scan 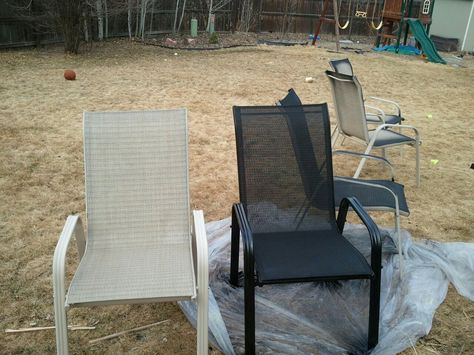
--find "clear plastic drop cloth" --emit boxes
[179,218,474,354]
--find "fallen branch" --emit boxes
[5,325,95,333]
[88,319,169,344]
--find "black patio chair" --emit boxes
[230,103,382,354]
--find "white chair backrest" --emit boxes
[326,71,370,143]
[329,58,354,76]
[83,109,190,249]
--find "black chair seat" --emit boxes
[369,129,416,147]
[253,230,373,284]
[334,178,410,215]
[366,113,402,125]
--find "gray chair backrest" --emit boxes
[325,70,370,143]
[329,58,354,76]
[83,109,190,249]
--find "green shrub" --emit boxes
[209,32,219,45]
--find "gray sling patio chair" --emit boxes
[326,70,421,186]
[329,58,405,145]
[230,103,382,354]
[53,109,209,355]
[278,89,409,270]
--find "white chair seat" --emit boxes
[67,241,195,306]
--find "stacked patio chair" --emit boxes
[329,58,405,146]
[325,70,421,187]
[230,103,382,354]
[278,88,410,271]
[53,109,209,355]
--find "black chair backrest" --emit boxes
[329,58,354,76]
[233,104,337,234]
[278,88,303,106]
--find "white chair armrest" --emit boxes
[53,215,86,306]
[367,96,401,116]
[364,104,386,123]
[192,210,208,292]
[192,210,209,355]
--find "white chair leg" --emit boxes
[193,210,209,355]
[53,274,69,354]
[197,285,209,355]
[415,140,420,187]
[395,212,403,279]
[354,143,375,178]
[331,129,339,148]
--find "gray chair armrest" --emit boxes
[334,150,395,179]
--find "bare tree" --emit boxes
[128,0,133,38]
[238,0,254,32]
[280,0,298,38]
[96,0,104,40]
[7,0,85,53]
[205,0,231,32]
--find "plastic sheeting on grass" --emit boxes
[180,218,474,354]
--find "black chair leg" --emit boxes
[230,206,240,286]
[368,273,381,349]
[244,261,256,355]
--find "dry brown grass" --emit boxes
[0,39,473,354]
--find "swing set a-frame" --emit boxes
[311,0,384,48]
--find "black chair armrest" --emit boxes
[230,203,254,286]
[336,197,382,271]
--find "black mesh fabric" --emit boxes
[234,104,337,234]
[233,104,373,282]
[334,178,410,215]
[278,88,303,106]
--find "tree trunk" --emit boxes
[173,0,180,34]
[149,0,155,35]
[177,0,186,33]
[135,0,140,37]
[96,0,104,40]
[54,0,83,53]
[140,0,148,39]
[128,0,132,39]
[207,0,213,32]
[104,0,108,38]
[83,10,89,42]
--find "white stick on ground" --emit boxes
[5,326,96,333]
[88,319,170,344]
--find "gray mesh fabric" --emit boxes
[368,129,416,147]
[326,71,370,142]
[366,113,401,124]
[329,58,354,76]
[67,109,195,305]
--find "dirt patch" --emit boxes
[144,31,309,50]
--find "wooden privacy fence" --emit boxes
[0,0,422,49]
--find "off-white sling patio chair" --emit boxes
[326,70,421,187]
[53,109,209,354]
[329,58,405,129]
